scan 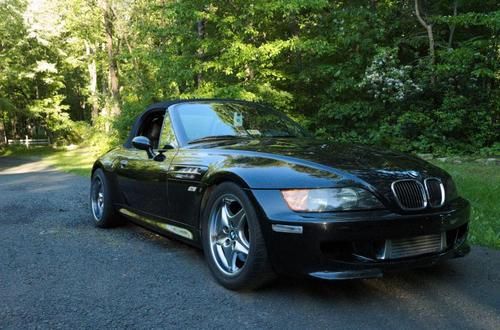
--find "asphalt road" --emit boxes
[0,157,499,329]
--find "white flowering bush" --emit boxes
[362,48,422,103]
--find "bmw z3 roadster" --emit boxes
[90,99,470,290]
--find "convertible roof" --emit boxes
[144,98,257,111]
[124,98,258,148]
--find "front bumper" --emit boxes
[250,190,471,279]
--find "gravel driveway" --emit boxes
[0,157,499,329]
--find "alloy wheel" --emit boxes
[91,177,105,221]
[208,194,250,276]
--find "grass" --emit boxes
[1,145,499,248]
[434,160,500,249]
[0,145,97,176]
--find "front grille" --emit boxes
[391,180,427,210]
[425,178,445,207]
[377,233,446,260]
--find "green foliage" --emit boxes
[0,0,88,143]
[479,142,500,156]
[0,145,96,177]
[0,0,498,156]
[362,48,422,103]
[28,96,71,142]
[71,120,119,154]
[436,160,500,248]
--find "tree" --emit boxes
[414,0,435,83]
[0,0,498,154]
[102,0,121,119]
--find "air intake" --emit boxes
[378,233,446,260]
[391,179,427,210]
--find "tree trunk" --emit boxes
[11,116,17,139]
[195,19,205,88]
[0,114,6,145]
[103,0,121,118]
[124,34,147,93]
[84,40,99,123]
[415,0,435,83]
[448,0,458,48]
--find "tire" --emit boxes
[90,168,123,228]
[202,182,276,290]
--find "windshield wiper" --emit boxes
[267,135,297,138]
[187,135,244,144]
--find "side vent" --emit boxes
[169,165,207,180]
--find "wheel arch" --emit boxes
[197,172,271,254]
[197,171,276,288]
[91,160,123,206]
[91,160,104,176]
[198,171,252,232]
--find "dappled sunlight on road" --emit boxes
[0,158,57,175]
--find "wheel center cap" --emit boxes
[230,231,237,240]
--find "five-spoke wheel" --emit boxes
[209,195,250,276]
[202,182,275,290]
[91,176,105,221]
[90,168,123,228]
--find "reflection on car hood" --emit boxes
[211,138,447,182]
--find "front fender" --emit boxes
[91,147,124,206]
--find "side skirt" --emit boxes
[118,207,201,248]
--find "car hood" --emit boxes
[210,138,448,184]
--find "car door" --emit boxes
[115,109,177,219]
[165,149,209,230]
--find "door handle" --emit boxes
[119,160,128,169]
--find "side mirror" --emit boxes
[162,144,175,150]
[132,136,155,159]
[152,144,175,162]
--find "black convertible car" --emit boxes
[90,99,470,290]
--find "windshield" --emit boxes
[171,102,311,143]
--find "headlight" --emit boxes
[281,188,384,212]
[445,177,459,201]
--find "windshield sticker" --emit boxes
[233,112,243,127]
[247,129,261,136]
